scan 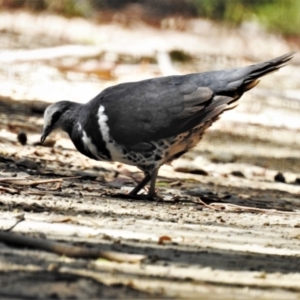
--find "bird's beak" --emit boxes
[40,126,52,144]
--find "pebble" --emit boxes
[274,172,285,183]
[174,166,208,176]
[231,171,245,178]
[17,132,27,145]
[294,178,300,185]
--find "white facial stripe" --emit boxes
[43,106,54,128]
[43,104,60,129]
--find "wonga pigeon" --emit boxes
[41,52,294,197]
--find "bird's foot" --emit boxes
[129,186,162,200]
[131,190,161,200]
[108,190,162,201]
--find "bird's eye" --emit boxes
[51,111,61,125]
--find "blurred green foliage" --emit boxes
[0,0,298,36]
[190,0,299,37]
[255,1,300,37]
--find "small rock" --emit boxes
[17,132,27,145]
[189,169,208,176]
[294,178,300,185]
[36,138,56,147]
[231,171,245,178]
[175,166,208,176]
[274,172,285,183]
[47,263,60,272]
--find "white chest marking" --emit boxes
[77,122,108,160]
[98,105,126,162]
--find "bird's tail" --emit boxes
[201,52,295,123]
[242,51,295,92]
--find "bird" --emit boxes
[41,52,294,198]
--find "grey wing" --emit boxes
[100,52,294,150]
[100,76,234,150]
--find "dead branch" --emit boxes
[199,199,300,215]
[21,190,74,197]
[3,215,25,232]
[0,186,19,194]
[0,231,145,263]
[0,176,81,186]
[197,198,220,211]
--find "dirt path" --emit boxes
[0,12,300,299]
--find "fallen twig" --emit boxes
[197,198,220,211]
[198,199,300,215]
[0,231,146,263]
[0,176,81,186]
[0,177,29,182]
[21,190,73,197]
[0,186,19,194]
[3,214,25,232]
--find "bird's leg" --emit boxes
[129,168,160,197]
[129,173,152,196]
[147,168,159,198]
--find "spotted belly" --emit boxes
[121,120,213,173]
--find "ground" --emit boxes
[0,11,300,299]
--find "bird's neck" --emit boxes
[60,103,81,134]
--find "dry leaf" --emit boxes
[158,235,172,245]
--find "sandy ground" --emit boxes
[0,11,300,299]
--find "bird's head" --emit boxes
[41,101,75,144]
